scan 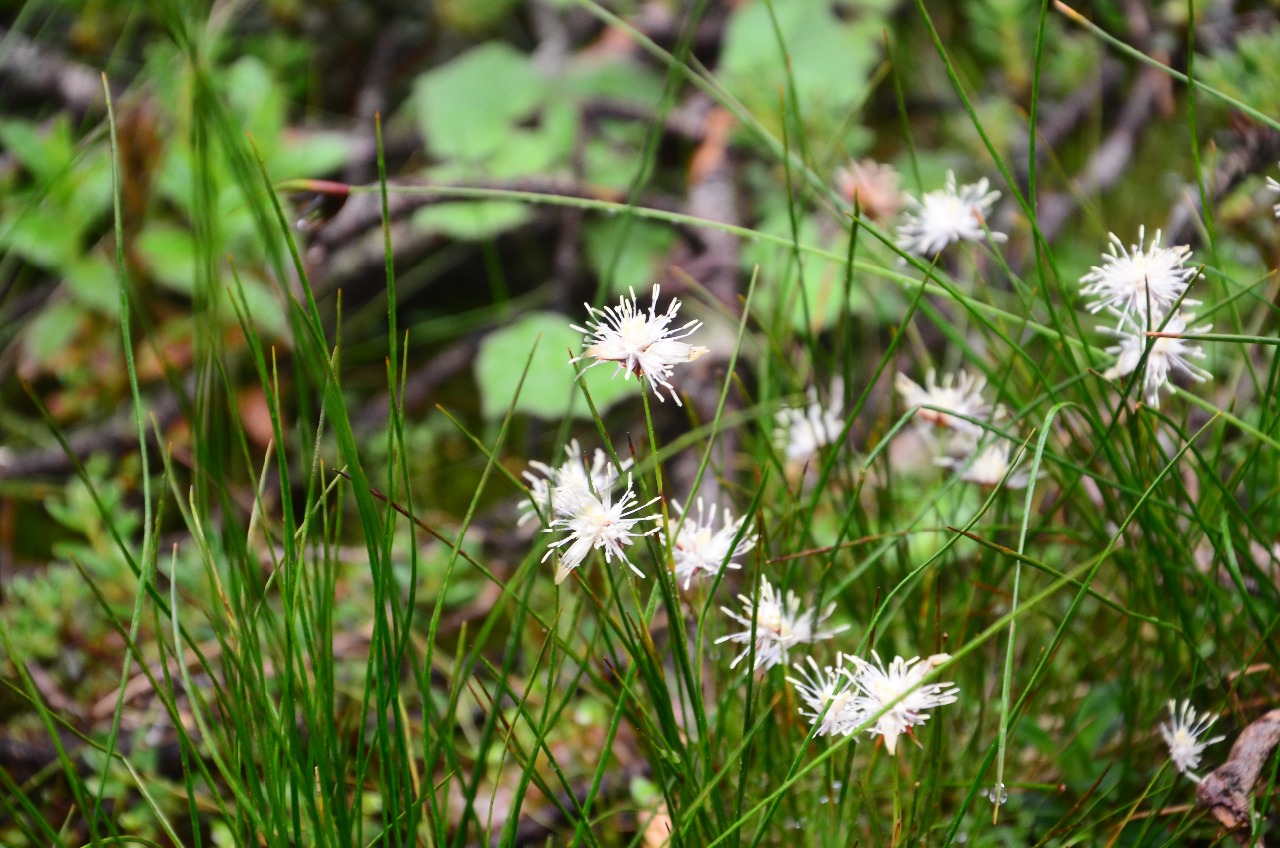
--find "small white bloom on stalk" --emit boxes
[937,441,1032,490]
[519,439,632,526]
[1160,699,1224,782]
[774,382,845,466]
[665,497,757,590]
[571,284,709,406]
[1079,227,1200,327]
[1102,311,1212,407]
[1267,172,1280,218]
[847,651,958,755]
[896,170,1006,257]
[894,369,993,437]
[788,655,864,738]
[716,578,848,671]
[542,473,660,585]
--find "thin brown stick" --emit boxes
[1196,709,1280,844]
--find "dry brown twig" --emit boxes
[1196,709,1280,846]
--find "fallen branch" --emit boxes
[1196,709,1280,845]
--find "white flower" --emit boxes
[1102,311,1211,407]
[1267,173,1280,219]
[542,473,660,585]
[835,159,902,222]
[1160,699,1224,782]
[1079,227,1200,327]
[665,497,757,590]
[788,655,864,737]
[774,382,845,465]
[847,651,958,755]
[937,441,1032,489]
[716,577,848,671]
[571,284,709,406]
[896,170,1005,256]
[520,439,632,526]
[894,369,993,436]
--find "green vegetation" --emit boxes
[2,1,1280,846]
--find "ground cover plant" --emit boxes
[3,0,1280,845]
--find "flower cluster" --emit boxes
[774,380,846,467]
[520,439,631,526]
[896,170,1006,257]
[664,497,757,590]
[541,473,660,585]
[1078,227,1212,407]
[572,284,709,406]
[787,651,959,755]
[1159,699,1224,782]
[716,577,847,671]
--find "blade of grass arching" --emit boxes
[95,71,160,836]
[354,182,1093,351]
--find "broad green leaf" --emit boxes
[474,311,635,420]
[413,42,546,163]
[412,200,532,240]
[584,217,676,296]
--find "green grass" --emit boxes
[2,1,1280,846]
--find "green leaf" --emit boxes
[412,200,532,240]
[22,300,83,368]
[137,224,197,294]
[474,312,636,420]
[413,43,546,163]
[584,217,676,296]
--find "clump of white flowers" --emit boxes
[937,440,1033,490]
[1078,227,1213,408]
[774,381,845,467]
[542,473,660,585]
[788,650,960,755]
[896,170,1005,257]
[664,497,757,590]
[717,578,848,671]
[572,284,709,406]
[895,369,993,439]
[1102,312,1212,406]
[1160,699,1224,782]
[846,651,958,755]
[520,439,632,526]
[1079,227,1200,327]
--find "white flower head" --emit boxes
[896,170,1006,257]
[571,284,709,406]
[542,473,660,585]
[520,439,632,526]
[716,577,849,671]
[894,369,993,436]
[1160,699,1225,782]
[788,654,865,738]
[937,440,1032,489]
[665,497,758,590]
[835,159,903,222]
[774,381,845,466]
[1102,311,1212,407]
[1267,172,1280,219]
[848,651,958,755]
[1079,227,1201,327]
